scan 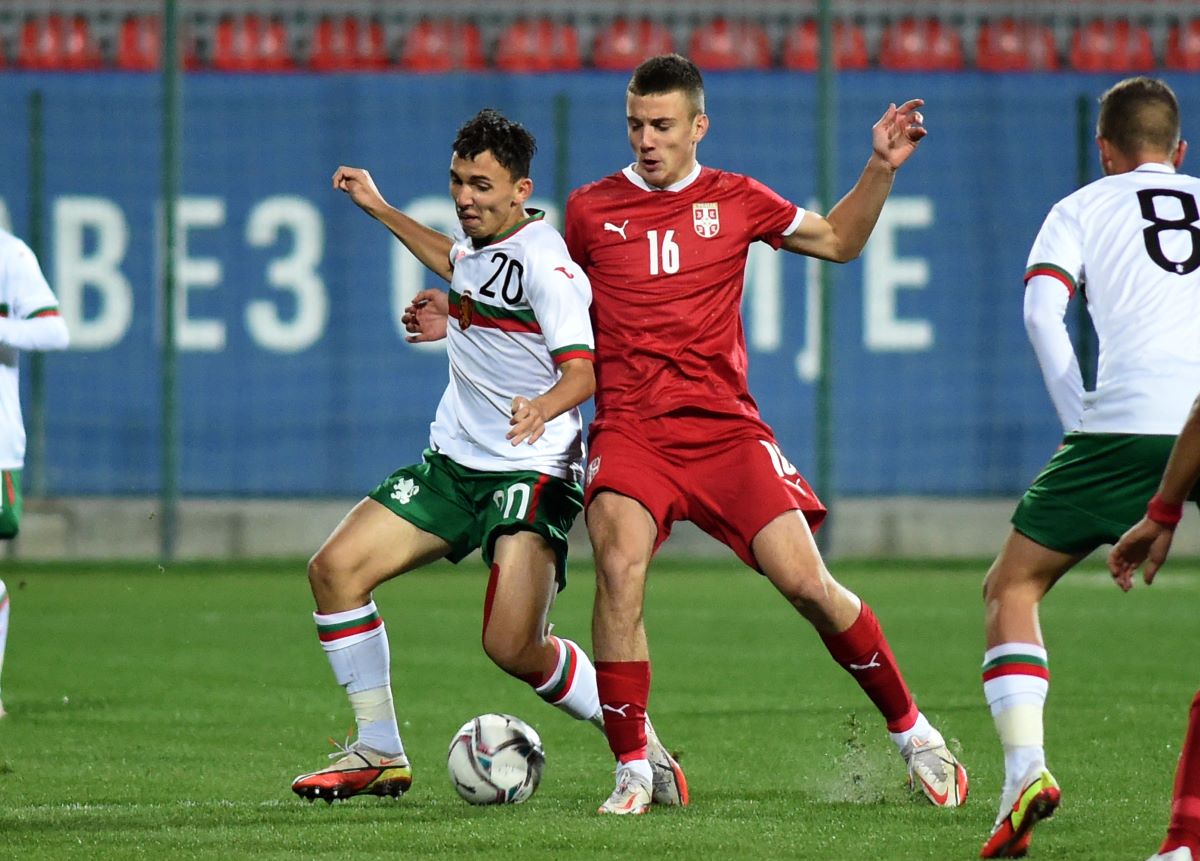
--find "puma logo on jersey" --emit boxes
[555,266,575,279]
[848,652,882,671]
[604,220,629,240]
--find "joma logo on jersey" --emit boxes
[693,202,720,238]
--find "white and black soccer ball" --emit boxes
[447,713,545,805]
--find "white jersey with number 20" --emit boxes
[430,211,594,482]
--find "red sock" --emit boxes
[595,661,649,763]
[820,602,917,733]
[1161,690,1200,856]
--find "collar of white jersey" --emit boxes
[1133,162,1177,174]
[621,161,703,192]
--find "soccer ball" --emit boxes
[447,713,545,805]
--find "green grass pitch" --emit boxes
[0,557,1194,859]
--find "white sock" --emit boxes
[314,602,403,756]
[534,636,603,729]
[618,758,653,785]
[982,643,1049,800]
[889,711,938,752]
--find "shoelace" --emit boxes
[325,731,363,762]
[911,747,950,782]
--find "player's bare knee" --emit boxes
[594,547,647,592]
[307,549,367,607]
[770,563,835,612]
[306,551,336,595]
[481,625,538,676]
[785,581,836,619]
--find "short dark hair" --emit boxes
[453,108,537,181]
[628,54,705,117]
[1097,77,1181,157]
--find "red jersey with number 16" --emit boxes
[565,163,804,431]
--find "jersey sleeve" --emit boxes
[742,175,805,250]
[527,239,594,366]
[1024,199,1083,297]
[6,238,60,319]
[563,190,591,269]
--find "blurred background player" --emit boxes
[292,109,683,806]
[0,227,70,717]
[1109,390,1200,861]
[562,54,967,815]
[979,77,1200,857]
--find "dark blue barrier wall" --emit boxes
[1,71,1195,497]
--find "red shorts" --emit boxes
[584,415,827,569]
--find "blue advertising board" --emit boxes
[0,71,1194,497]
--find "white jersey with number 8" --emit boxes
[1025,163,1200,434]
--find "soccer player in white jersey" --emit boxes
[291,109,685,806]
[0,228,70,718]
[980,77,1200,858]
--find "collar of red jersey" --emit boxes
[621,161,703,193]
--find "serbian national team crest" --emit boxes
[692,202,720,238]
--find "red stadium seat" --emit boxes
[19,14,103,71]
[495,19,581,73]
[591,18,675,71]
[399,19,486,72]
[976,19,1059,71]
[116,15,202,71]
[879,18,964,71]
[688,19,773,70]
[212,15,295,72]
[117,14,160,71]
[781,20,870,71]
[309,16,387,71]
[1069,20,1155,72]
[1166,20,1200,72]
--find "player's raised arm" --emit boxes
[1109,391,1200,590]
[781,99,926,263]
[333,165,455,283]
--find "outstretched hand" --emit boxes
[402,288,449,343]
[333,165,388,217]
[872,99,927,170]
[1107,516,1176,592]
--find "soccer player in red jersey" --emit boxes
[563,54,968,814]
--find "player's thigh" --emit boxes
[484,530,559,648]
[477,470,583,592]
[687,437,827,570]
[312,496,452,587]
[584,427,680,566]
[0,470,21,540]
[751,509,831,593]
[1012,432,1180,554]
[363,451,486,565]
[984,528,1087,603]
[585,490,657,580]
